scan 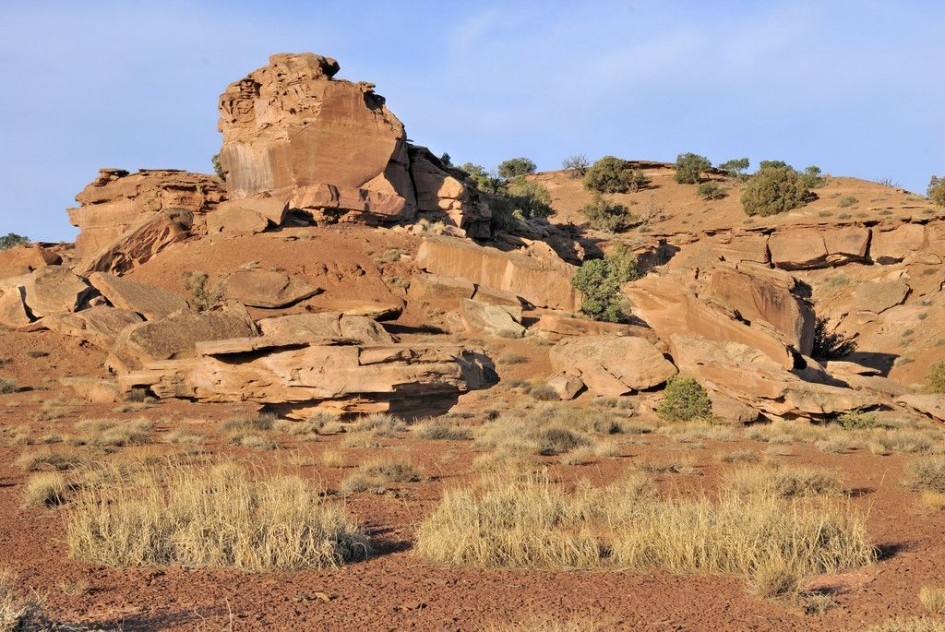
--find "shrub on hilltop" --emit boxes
[741,163,811,216]
[0,233,30,250]
[562,154,590,178]
[584,156,649,194]
[674,153,712,184]
[928,176,945,206]
[497,157,537,179]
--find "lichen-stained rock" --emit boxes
[768,228,828,270]
[624,275,796,368]
[416,236,582,312]
[43,307,143,350]
[217,53,417,224]
[705,263,815,355]
[549,336,677,397]
[223,269,321,309]
[68,169,225,273]
[87,272,189,321]
[257,312,394,346]
[0,245,62,280]
[107,306,257,373]
[459,299,525,338]
[871,223,925,264]
[669,334,878,421]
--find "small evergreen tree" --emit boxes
[657,376,713,422]
[584,156,648,194]
[580,195,638,232]
[719,158,750,179]
[570,244,640,322]
[497,157,537,179]
[928,175,945,206]
[674,153,712,184]
[741,164,810,216]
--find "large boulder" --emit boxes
[107,306,257,373]
[416,236,582,312]
[624,275,796,368]
[824,226,871,265]
[871,223,925,264]
[0,287,31,328]
[768,229,828,270]
[223,269,321,309]
[459,299,525,338]
[42,307,143,350]
[87,272,190,321]
[669,334,879,421]
[549,336,677,397]
[0,245,62,280]
[1,266,93,318]
[68,169,225,273]
[257,312,394,346]
[217,53,416,224]
[705,263,815,355]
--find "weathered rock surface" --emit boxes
[897,394,945,422]
[823,226,870,265]
[107,306,257,373]
[532,313,657,342]
[546,374,585,401]
[669,334,878,421]
[0,287,31,328]
[416,236,582,312]
[705,263,814,355]
[408,273,476,302]
[408,145,492,238]
[1,267,93,319]
[871,224,925,264]
[769,229,829,270]
[120,335,496,418]
[68,169,225,273]
[223,269,321,308]
[549,336,676,397]
[88,272,190,320]
[257,312,394,346]
[43,307,143,350]
[206,204,269,235]
[625,276,796,368]
[0,245,62,279]
[217,53,416,224]
[851,279,910,314]
[459,299,525,338]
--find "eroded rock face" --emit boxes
[1,266,93,319]
[0,245,62,279]
[120,334,496,419]
[408,146,492,238]
[549,336,677,396]
[68,169,225,274]
[87,272,190,321]
[223,269,321,309]
[217,53,416,224]
[416,236,582,312]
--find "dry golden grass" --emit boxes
[920,491,945,511]
[486,615,609,632]
[338,458,421,495]
[67,461,369,571]
[867,618,945,632]
[22,472,71,508]
[717,450,761,464]
[15,448,88,472]
[348,412,406,437]
[72,417,153,447]
[722,464,845,499]
[0,569,47,631]
[318,448,346,468]
[412,417,473,441]
[920,586,945,616]
[902,455,945,493]
[415,470,873,591]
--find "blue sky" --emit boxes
[2,1,943,242]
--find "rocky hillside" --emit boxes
[0,52,943,428]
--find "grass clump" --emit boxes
[902,455,945,493]
[15,449,87,472]
[722,464,845,499]
[67,461,369,571]
[339,459,421,495]
[920,586,945,616]
[22,472,72,508]
[412,418,472,441]
[656,376,713,422]
[0,379,17,394]
[73,417,153,447]
[927,361,945,394]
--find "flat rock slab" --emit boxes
[897,394,945,422]
[88,272,190,320]
[549,336,676,397]
[257,312,394,346]
[460,299,525,338]
[223,269,321,308]
[43,306,143,350]
[2,266,93,318]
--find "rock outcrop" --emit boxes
[0,245,62,279]
[87,272,190,321]
[217,53,416,225]
[549,336,677,397]
[68,169,225,274]
[416,236,582,312]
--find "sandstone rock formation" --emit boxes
[549,336,677,397]
[222,268,321,309]
[0,245,62,279]
[416,236,582,312]
[217,53,416,225]
[121,333,496,418]
[0,266,93,320]
[408,146,492,238]
[68,169,225,273]
[87,272,190,321]
[459,299,525,338]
